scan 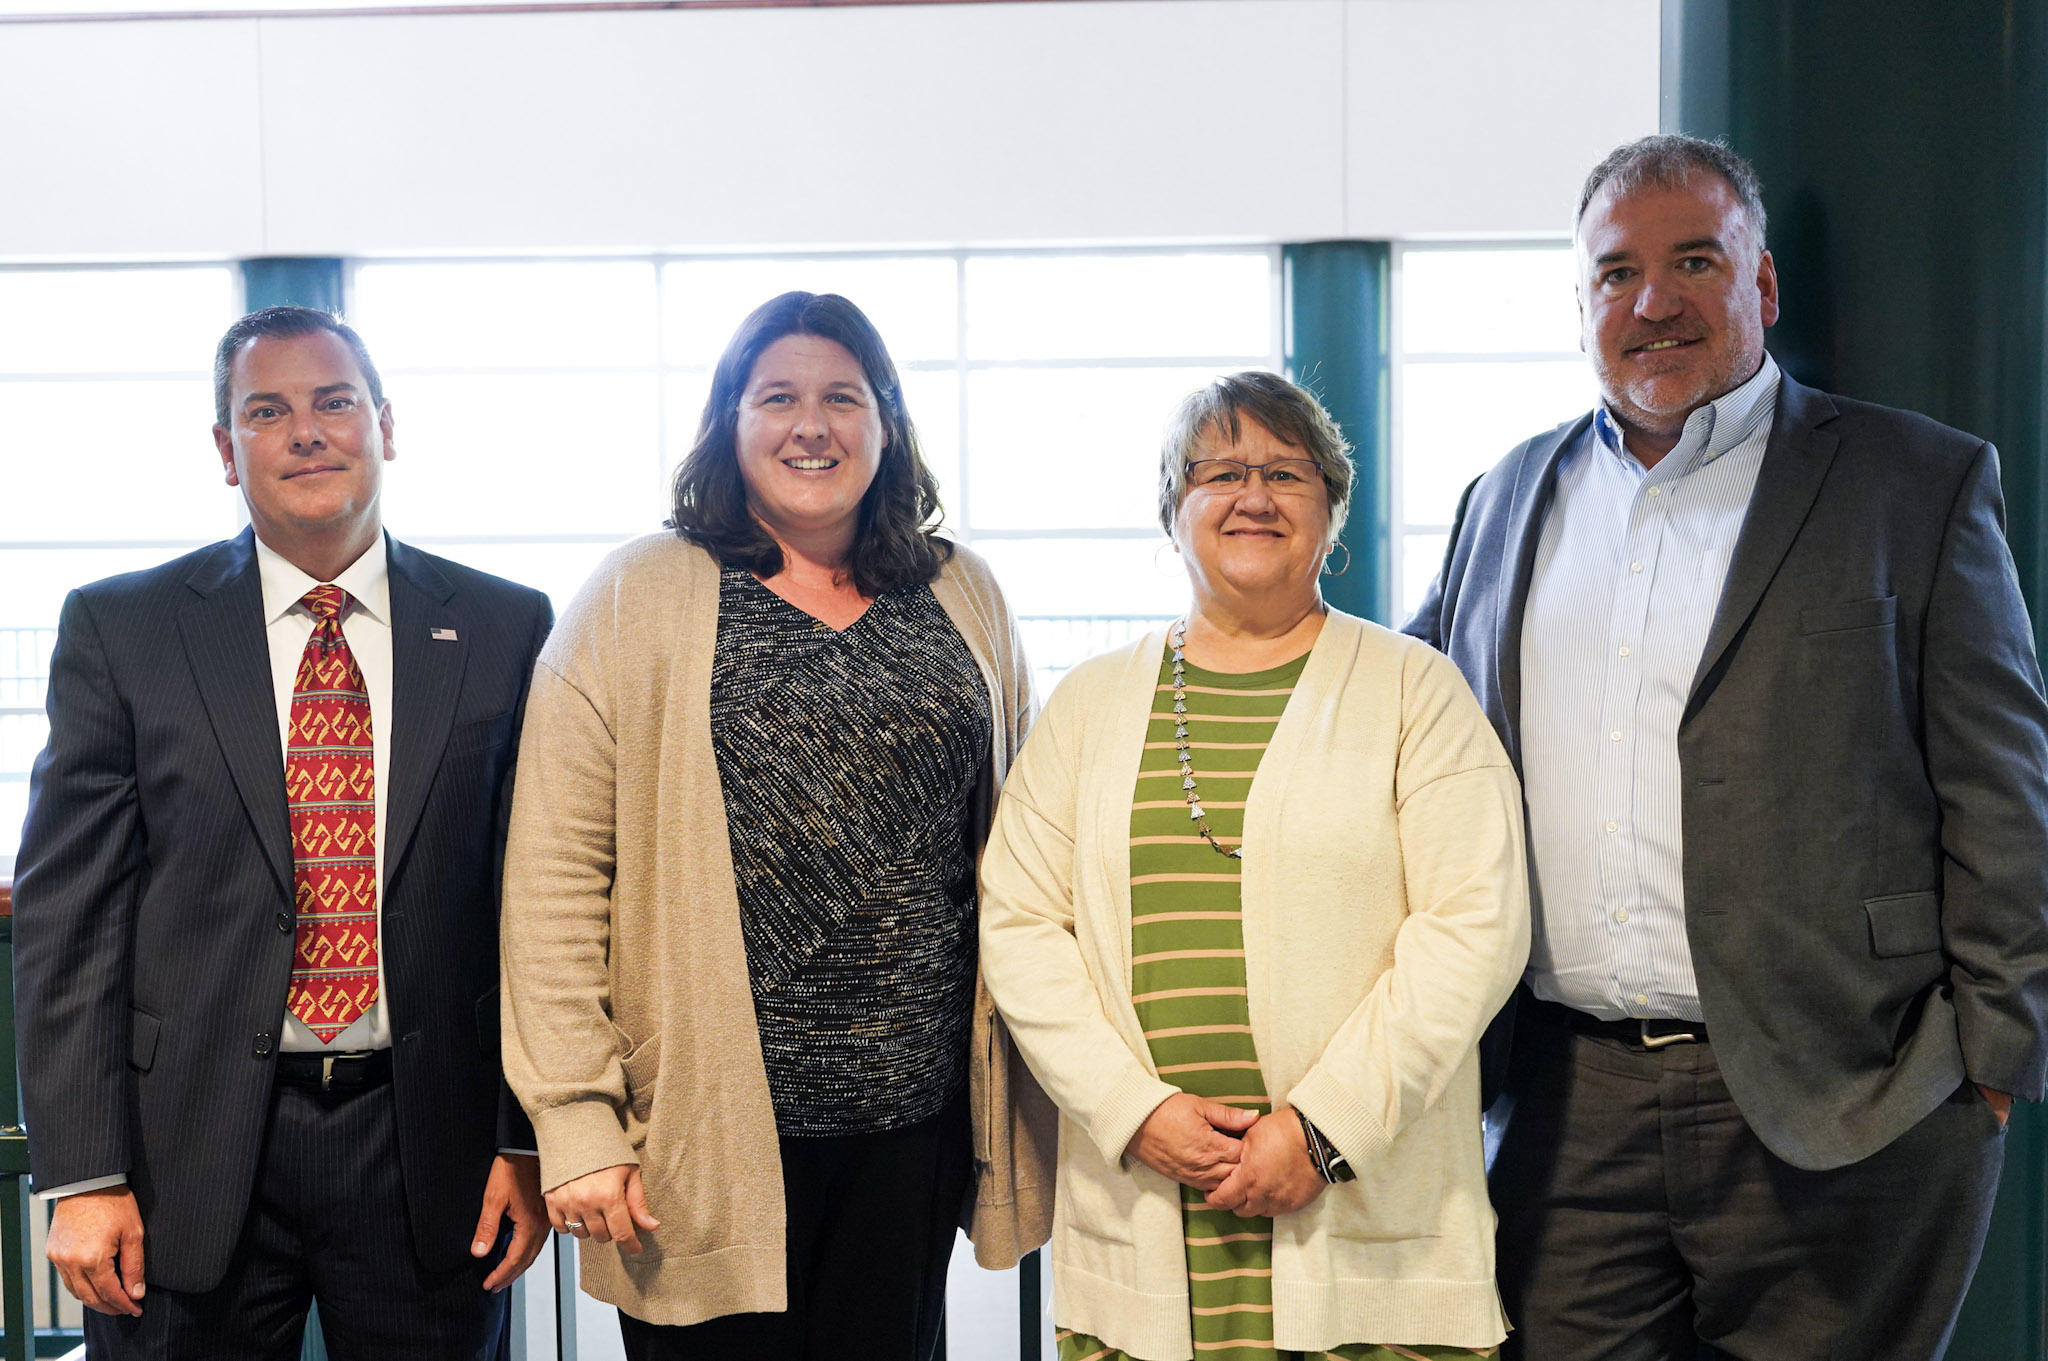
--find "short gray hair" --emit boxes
[1157,370,1354,541]
[1576,134,1768,256]
[214,305,386,427]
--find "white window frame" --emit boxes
[1388,237,1577,615]
[340,244,1284,553]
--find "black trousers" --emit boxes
[85,1081,507,1361]
[620,1091,971,1361]
[1492,1001,2005,1361]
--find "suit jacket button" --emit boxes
[275,913,292,933]
[253,1033,274,1056]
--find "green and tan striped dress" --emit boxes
[1054,644,1495,1361]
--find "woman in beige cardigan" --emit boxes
[979,371,1530,1361]
[501,292,1053,1359]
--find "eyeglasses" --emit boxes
[1184,458,1325,495]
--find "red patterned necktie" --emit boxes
[285,584,380,1043]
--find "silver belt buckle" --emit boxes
[1640,1021,1701,1049]
[319,1052,363,1091]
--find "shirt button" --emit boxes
[1618,645,1632,657]
[253,1033,275,1057]
[1610,731,1623,742]
[1648,487,1662,498]
[1634,993,1649,1008]
[1615,908,1630,923]
[1605,820,1619,833]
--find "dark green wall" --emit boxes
[1283,242,1393,624]
[1663,0,2048,648]
[1663,2,2048,1354]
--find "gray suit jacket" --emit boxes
[1404,372,2048,1170]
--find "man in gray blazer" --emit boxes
[1405,134,2048,1360]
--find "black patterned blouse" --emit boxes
[709,566,993,1137]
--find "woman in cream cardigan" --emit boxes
[980,370,1530,1361]
[501,292,1053,1359]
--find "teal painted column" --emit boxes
[239,258,346,315]
[1283,242,1392,625]
[1664,3,2048,1356]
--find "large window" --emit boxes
[349,248,1281,699]
[0,263,241,870]
[1391,243,1595,618]
[0,251,1277,869]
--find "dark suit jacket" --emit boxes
[12,528,553,1292]
[1404,372,2048,1171]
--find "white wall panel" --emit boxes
[1345,0,1661,238]
[0,18,265,257]
[0,0,1661,259]
[255,0,1347,254]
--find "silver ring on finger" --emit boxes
[563,1219,585,1231]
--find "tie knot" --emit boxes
[301,584,353,622]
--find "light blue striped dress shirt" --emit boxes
[1519,353,1782,1021]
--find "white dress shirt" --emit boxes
[257,535,393,1053]
[1519,353,1781,1021]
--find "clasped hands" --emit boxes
[1126,1092,1327,1218]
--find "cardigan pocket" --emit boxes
[1057,1124,1143,1253]
[1331,1105,1458,1242]
[617,1031,659,1123]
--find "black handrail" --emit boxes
[0,882,28,1361]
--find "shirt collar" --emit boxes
[1593,350,1782,475]
[254,532,391,627]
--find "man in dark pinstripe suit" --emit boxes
[13,306,554,1359]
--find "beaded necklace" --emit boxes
[1171,618,1243,860]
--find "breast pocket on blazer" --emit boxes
[1865,891,1942,957]
[1801,594,1898,635]
[444,709,515,759]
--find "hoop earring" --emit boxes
[1323,541,1351,578]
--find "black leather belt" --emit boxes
[1533,997,1709,1049]
[274,1048,392,1092]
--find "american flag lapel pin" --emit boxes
[431,627,459,642]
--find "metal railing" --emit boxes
[1017,614,1172,702]
[0,631,66,1356]
[0,633,52,873]
[0,632,50,711]
[0,883,83,1360]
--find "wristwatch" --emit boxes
[1295,1110,1356,1183]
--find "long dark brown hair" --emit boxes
[667,290,953,595]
